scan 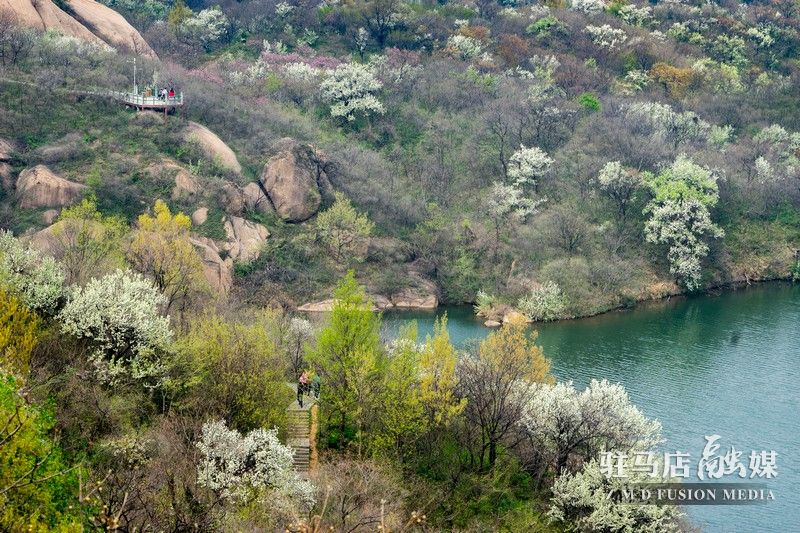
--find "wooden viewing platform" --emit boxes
[108,90,184,113]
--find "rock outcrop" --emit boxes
[222,216,269,262]
[391,289,438,310]
[0,138,14,193]
[190,237,233,294]
[184,122,242,174]
[502,309,530,324]
[260,139,330,223]
[171,169,201,201]
[221,182,244,215]
[297,294,393,312]
[192,207,208,226]
[1,0,156,58]
[16,165,86,209]
[242,182,275,216]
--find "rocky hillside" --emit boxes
[1,0,155,57]
[2,0,800,319]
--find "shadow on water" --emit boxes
[382,282,800,532]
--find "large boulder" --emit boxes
[184,122,242,174]
[221,182,244,215]
[0,0,156,57]
[192,207,208,226]
[0,138,14,161]
[297,295,392,312]
[259,139,329,223]
[222,215,269,262]
[390,277,439,309]
[171,169,201,201]
[242,182,275,216]
[16,165,86,209]
[190,237,233,294]
[0,138,14,192]
[66,0,156,57]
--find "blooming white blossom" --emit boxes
[485,182,542,224]
[181,6,229,47]
[707,124,734,148]
[755,156,776,184]
[585,24,627,50]
[58,269,172,384]
[549,459,682,532]
[319,63,384,121]
[507,145,553,188]
[284,62,322,82]
[0,231,65,315]
[571,0,606,15]
[619,4,653,26]
[446,35,483,60]
[520,379,663,468]
[597,161,642,219]
[625,101,709,145]
[196,420,315,507]
[274,1,295,17]
[516,282,568,321]
[623,69,650,91]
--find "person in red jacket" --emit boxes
[168,87,175,98]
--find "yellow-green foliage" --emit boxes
[53,197,126,285]
[419,315,465,427]
[371,323,426,457]
[0,289,39,378]
[479,316,554,385]
[0,374,83,532]
[129,200,209,314]
[310,271,382,439]
[173,310,291,432]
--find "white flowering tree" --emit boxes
[484,181,545,256]
[319,63,384,122]
[516,281,568,321]
[180,6,229,49]
[643,156,723,291]
[596,161,642,223]
[625,101,709,148]
[520,379,662,476]
[548,459,682,532]
[446,35,483,60]
[585,24,627,50]
[507,145,554,191]
[196,419,314,507]
[570,0,606,15]
[0,230,65,316]
[58,269,172,385]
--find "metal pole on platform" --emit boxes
[133,57,137,95]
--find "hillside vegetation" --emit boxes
[0,0,798,530]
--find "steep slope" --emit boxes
[0,0,156,58]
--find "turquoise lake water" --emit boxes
[382,283,800,532]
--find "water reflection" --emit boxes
[382,283,800,532]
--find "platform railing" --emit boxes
[108,90,184,107]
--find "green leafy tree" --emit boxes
[419,315,465,428]
[0,289,38,378]
[128,200,209,318]
[315,192,374,262]
[310,271,382,452]
[371,324,425,459]
[173,311,291,432]
[52,197,126,285]
[0,374,83,532]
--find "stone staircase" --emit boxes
[285,384,318,475]
[286,407,311,473]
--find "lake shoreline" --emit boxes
[385,275,797,327]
